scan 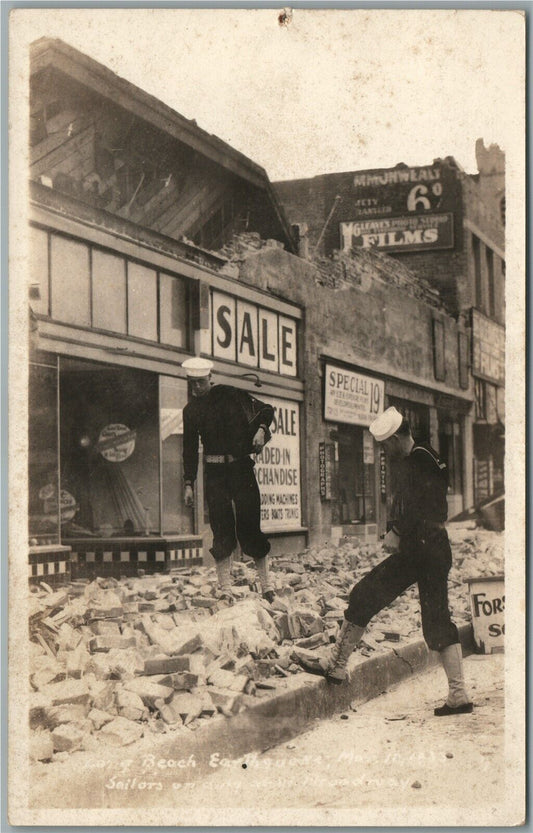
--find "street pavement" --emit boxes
[167,653,506,821]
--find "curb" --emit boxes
[30,624,475,809]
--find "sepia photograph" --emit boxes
[7,6,526,827]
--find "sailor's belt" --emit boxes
[205,454,241,464]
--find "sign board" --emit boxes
[379,449,387,499]
[255,396,301,531]
[319,442,334,501]
[467,576,505,653]
[211,290,297,377]
[97,424,136,462]
[471,308,505,385]
[324,364,384,426]
[340,213,453,253]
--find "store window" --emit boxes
[60,360,160,537]
[50,235,91,326]
[29,359,59,545]
[336,425,376,524]
[29,226,49,316]
[92,249,127,334]
[160,272,188,348]
[160,376,193,535]
[128,262,158,341]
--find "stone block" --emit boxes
[207,668,236,689]
[163,691,204,725]
[86,606,124,622]
[99,717,144,746]
[44,703,90,729]
[30,732,54,762]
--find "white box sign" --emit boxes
[254,396,301,531]
[324,364,384,426]
[211,290,297,376]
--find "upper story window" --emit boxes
[30,226,190,350]
[472,233,483,310]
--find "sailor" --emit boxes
[181,357,275,604]
[299,406,473,717]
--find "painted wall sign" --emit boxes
[211,290,297,376]
[319,442,334,501]
[471,308,505,385]
[97,424,137,462]
[340,213,454,253]
[379,448,387,499]
[324,364,384,426]
[255,396,301,530]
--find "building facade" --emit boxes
[27,39,302,585]
[275,146,505,515]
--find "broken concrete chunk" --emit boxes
[123,678,174,709]
[144,656,191,676]
[88,708,114,730]
[51,723,87,753]
[208,687,243,717]
[115,689,147,721]
[44,703,90,730]
[99,716,144,746]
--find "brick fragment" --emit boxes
[86,606,124,622]
[159,691,204,725]
[88,636,137,653]
[143,656,191,676]
[47,679,91,708]
[89,680,115,711]
[99,716,144,746]
[89,620,121,637]
[207,668,236,689]
[164,672,200,691]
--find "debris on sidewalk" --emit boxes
[27,528,503,763]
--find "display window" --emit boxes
[336,425,376,524]
[438,413,464,496]
[28,359,60,544]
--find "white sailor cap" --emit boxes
[369,406,403,442]
[181,357,214,378]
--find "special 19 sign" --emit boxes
[324,364,384,426]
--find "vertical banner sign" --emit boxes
[318,443,333,501]
[319,442,327,500]
[255,396,301,531]
[379,449,387,499]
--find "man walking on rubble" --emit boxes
[181,357,276,604]
[299,406,473,717]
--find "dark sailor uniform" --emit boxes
[345,442,459,651]
[183,385,274,562]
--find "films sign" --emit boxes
[324,365,384,426]
[255,396,301,531]
[340,213,453,253]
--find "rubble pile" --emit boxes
[28,526,503,763]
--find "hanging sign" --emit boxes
[319,442,334,501]
[97,424,137,462]
[324,364,384,426]
[255,396,301,530]
[379,449,387,499]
